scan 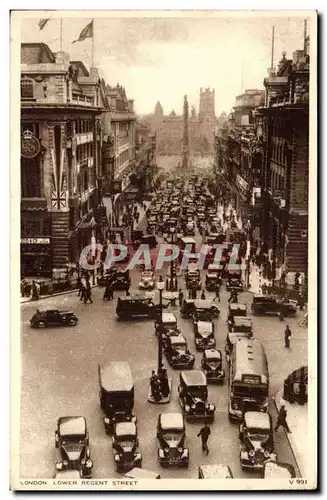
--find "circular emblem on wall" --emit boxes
[21,130,41,159]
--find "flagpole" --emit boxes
[91,19,94,67]
[60,18,63,52]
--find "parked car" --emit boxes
[157,413,189,468]
[194,300,220,321]
[198,464,233,479]
[125,468,161,479]
[55,416,93,478]
[239,412,277,470]
[112,422,142,473]
[116,295,157,320]
[30,309,78,328]
[178,370,215,422]
[201,349,225,384]
[164,335,195,369]
[98,362,137,433]
[251,295,297,319]
[227,303,247,324]
[155,313,180,345]
[138,270,155,290]
[193,321,216,350]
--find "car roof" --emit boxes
[204,349,221,359]
[197,321,213,333]
[125,468,160,479]
[99,362,134,392]
[115,421,136,436]
[181,237,196,243]
[142,270,153,276]
[199,465,232,478]
[194,300,213,309]
[58,416,86,436]
[160,412,184,430]
[181,370,206,386]
[170,335,186,345]
[162,313,177,323]
[253,294,275,300]
[263,462,295,478]
[244,411,271,430]
[234,317,252,326]
[229,303,246,311]
[119,294,151,302]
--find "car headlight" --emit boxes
[159,449,164,458]
[249,450,255,457]
[104,417,110,424]
[178,447,183,453]
[55,462,63,470]
[63,460,68,466]
[185,404,190,411]
[191,404,196,409]
[81,459,86,465]
[114,454,120,461]
[164,447,169,453]
[264,450,270,458]
[135,452,142,459]
[86,459,93,468]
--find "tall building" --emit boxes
[144,89,217,156]
[20,43,104,277]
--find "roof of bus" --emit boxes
[233,339,268,378]
[99,362,134,392]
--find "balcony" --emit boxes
[71,94,94,107]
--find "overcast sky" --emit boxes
[20,14,309,116]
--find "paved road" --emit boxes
[20,164,306,479]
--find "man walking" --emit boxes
[274,404,291,433]
[197,422,211,455]
[284,325,292,348]
[84,282,93,304]
[214,284,220,302]
[178,289,184,307]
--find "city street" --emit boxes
[20,248,306,479]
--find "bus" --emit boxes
[228,339,269,421]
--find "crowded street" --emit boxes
[20,167,306,479]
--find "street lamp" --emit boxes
[157,276,165,371]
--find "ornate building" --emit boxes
[145,88,217,156]
[20,43,104,277]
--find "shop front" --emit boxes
[20,237,52,278]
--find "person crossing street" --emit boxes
[284,325,292,348]
[197,422,211,455]
[274,404,292,433]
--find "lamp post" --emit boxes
[157,276,165,371]
[169,226,177,291]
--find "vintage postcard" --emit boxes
[10,9,317,491]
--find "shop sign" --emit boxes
[21,237,50,244]
[21,130,41,159]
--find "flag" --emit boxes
[38,18,50,30]
[72,20,93,43]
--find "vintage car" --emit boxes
[226,271,243,291]
[178,370,215,422]
[138,270,155,290]
[137,234,158,249]
[157,413,189,468]
[239,412,277,470]
[227,303,247,325]
[205,269,222,291]
[98,362,137,433]
[155,313,180,344]
[201,349,225,384]
[185,219,195,236]
[30,309,78,328]
[112,422,142,473]
[98,269,131,290]
[193,321,216,351]
[198,464,233,479]
[55,416,93,478]
[251,295,297,319]
[228,315,253,335]
[116,295,157,320]
[125,468,161,479]
[262,461,296,478]
[164,335,195,369]
[180,299,220,321]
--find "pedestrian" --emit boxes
[197,422,211,455]
[298,293,306,311]
[294,272,300,291]
[284,325,291,348]
[170,295,177,307]
[214,284,220,302]
[201,289,206,300]
[84,283,93,304]
[280,271,287,288]
[274,404,291,433]
[103,282,111,300]
[158,369,170,398]
[77,277,83,297]
[188,289,192,299]
[178,289,184,307]
[192,288,197,300]
[108,282,115,300]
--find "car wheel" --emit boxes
[69,318,77,326]
[38,320,45,328]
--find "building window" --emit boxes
[21,78,34,99]
[21,157,41,198]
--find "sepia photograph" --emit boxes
[10,9,317,491]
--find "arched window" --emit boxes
[21,78,34,99]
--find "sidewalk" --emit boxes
[20,283,98,304]
[274,389,308,477]
[118,200,152,229]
